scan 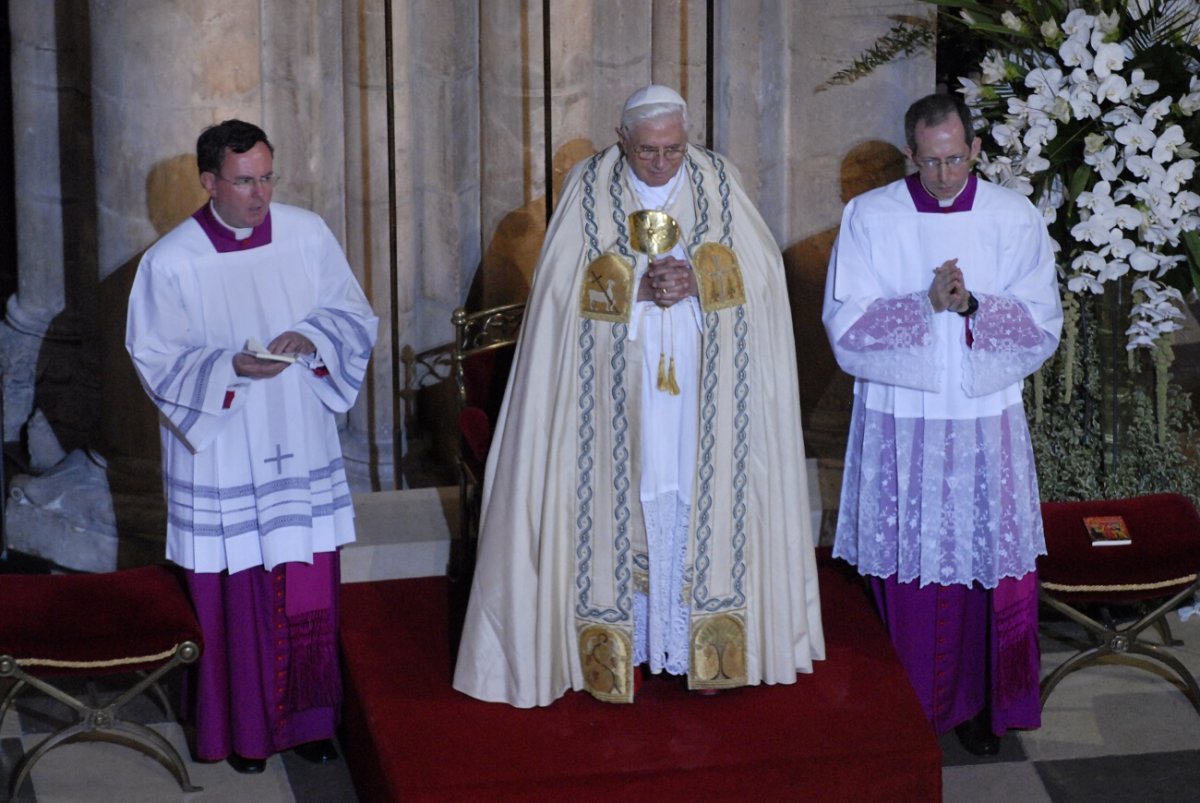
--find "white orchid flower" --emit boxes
[1143,98,1173,127]
[1072,213,1118,245]
[1162,159,1195,193]
[1152,125,1185,163]
[1073,251,1108,273]
[1112,203,1145,229]
[1024,119,1059,149]
[1069,92,1102,119]
[1092,42,1129,79]
[1006,95,1032,121]
[1098,259,1131,282]
[1126,153,1167,181]
[1174,190,1200,212]
[1059,38,1094,69]
[1129,248,1160,272]
[1102,105,1142,126]
[1023,149,1052,173]
[1115,122,1157,156]
[1136,292,1183,314]
[1127,68,1159,97]
[991,123,1021,149]
[1077,180,1114,209]
[1068,273,1105,294]
[1062,9,1095,40]
[958,77,984,106]
[1096,74,1130,104]
[1131,181,1174,212]
[1106,235,1137,258]
[981,53,1008,84]
[1026,67,1065,93]
[1008,174,1035,196]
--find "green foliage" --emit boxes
[817,18,934,92]
[1026,292,1200,504]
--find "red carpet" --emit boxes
[340,554,941,801]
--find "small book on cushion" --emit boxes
[1084,515,1132,547]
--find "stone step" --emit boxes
[342,457,842,583]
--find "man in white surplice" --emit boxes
[454,85,824,707]
[126,120,377,771]
[823,93,1062,755]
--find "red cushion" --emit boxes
[0,564,203,675]
[1037,494,1200,603]
[458,406,493,471]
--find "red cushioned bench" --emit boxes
[1037,493,1200,714]
[0,564,203,800]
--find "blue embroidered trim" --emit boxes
[166,455,353,540]
[693,310,721,608]
[573,154,633,624]
[690,151,748,612]
[582,153,603,260]
[575,317,598,618]
[609,323,632,618]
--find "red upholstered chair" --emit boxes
[1037,493,1200,713]
[0,565,203,799]
[450,303,524,580]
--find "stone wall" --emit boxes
[3,0,931,569]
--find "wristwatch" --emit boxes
[957,293,978,317]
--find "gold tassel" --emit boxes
[657,351,668,391]
[667,357,680,396]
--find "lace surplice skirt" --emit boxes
[833,393,1047,589]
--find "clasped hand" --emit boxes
[638,256,698,308]
[233,330,316,378]
[928,258,970,314]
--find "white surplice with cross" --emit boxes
[126,202,378,575]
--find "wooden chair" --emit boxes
[449,303,525,580]
[0,565,203,799]
[1037,493,1200,714]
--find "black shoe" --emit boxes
[294,739,339,764]
[954,712,1001,756]
[227,753,267,774]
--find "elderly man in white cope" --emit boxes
[454,85,825,707]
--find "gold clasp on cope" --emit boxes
[579,254,634,323]
[692,242,746,311]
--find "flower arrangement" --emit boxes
[949,0,1200,354]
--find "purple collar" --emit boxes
[905,173,977,213]
[192,204,273,252]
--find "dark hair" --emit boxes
[196,120,273,175]
[903,93,974,152]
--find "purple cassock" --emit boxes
[125,199,378,761]
[186,553,342,760]
[823,171,1064,738]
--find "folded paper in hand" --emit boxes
[244,337,301,364]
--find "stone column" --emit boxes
[651,0,709,142]
[342,0,481,489]
[3,1,94,447]
[91,1,262,480]
[477,0,659,309]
